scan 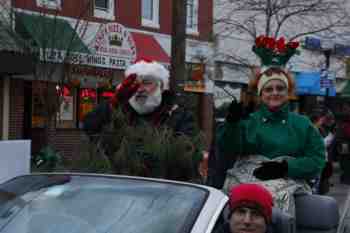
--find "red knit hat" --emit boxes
[229,184,274,222]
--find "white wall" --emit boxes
[0,140,31,184]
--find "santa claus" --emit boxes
[84,58,194,138]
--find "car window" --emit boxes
[0,175,208,233]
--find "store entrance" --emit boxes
[23,81,32,140]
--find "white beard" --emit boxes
[129,87,162,115]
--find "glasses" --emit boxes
[262,85,287,94]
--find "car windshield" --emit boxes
[0,175,208,233]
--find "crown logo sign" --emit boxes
[109,33,123,47]
[252,35,300,67]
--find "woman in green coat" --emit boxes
[218,67,325,181]
[215,36,326,215]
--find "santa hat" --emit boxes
[229,184,274,223]
[125,59,170,90]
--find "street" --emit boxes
[329,162,350,213]
[328,162,350,230]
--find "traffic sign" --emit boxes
[320,78,333,88]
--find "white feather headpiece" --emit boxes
[125,60,170,90]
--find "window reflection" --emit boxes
[142,0,153,20]
[79,88,97,127]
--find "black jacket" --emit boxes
[206,122,236,189]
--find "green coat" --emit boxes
[218,104,325,179]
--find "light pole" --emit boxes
[170,0,187,93]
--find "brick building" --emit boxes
[2,0,214,158]
[0,16,35,141]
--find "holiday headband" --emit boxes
[125,59,170,90]
[253,35,300,68]
[252,35,300,94]
[257,73,289,95]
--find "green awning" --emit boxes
[0,23,24,53]
[15,12,90,54]
[0,22,35,74]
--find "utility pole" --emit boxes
[170,0,213,153]
[170,0,187,93]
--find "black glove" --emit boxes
[226,100,243,123]
[226,100,254,123]
[253,161,288,180]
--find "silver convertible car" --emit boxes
[0,174,342,233]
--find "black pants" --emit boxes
[318,161,333,194]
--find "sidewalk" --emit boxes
[328,162,350,214]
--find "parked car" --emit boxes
[0,173,341,233]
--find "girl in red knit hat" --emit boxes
[226,184,273,233]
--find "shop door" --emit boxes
[23,81,32,139]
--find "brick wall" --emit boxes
[32,126,91,162]
[9,79,24,139]
[15,0,213,42]
[54,129,88,160]
[32,127,87,159]
[198,0,214,41]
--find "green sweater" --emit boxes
[218,104,325,179]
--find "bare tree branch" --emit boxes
[214,0,350,67]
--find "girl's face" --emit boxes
[260,79,288,110]
[229,207,267,233]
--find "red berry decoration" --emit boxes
[252,35,300,67]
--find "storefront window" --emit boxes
[31,78,118,130]
[31,81,58,128]
[57,86,76,128]
[97,80,115,104]
[79,88,97,128]
[99,91,114,102]
[32,92,47,128]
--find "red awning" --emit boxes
[131,32,170,64]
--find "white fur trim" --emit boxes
[257,73,289,95]
[125,61,170,90]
